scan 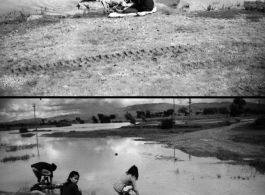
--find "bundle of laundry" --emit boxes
[77,0,132,11]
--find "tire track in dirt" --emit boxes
[5,45,190,76]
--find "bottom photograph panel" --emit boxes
[0,97,264,195]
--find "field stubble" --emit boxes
[0,9,265,95]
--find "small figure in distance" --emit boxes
[113,165,140,195]
[60,171,82,195]
[31,162,57,184]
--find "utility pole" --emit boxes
[173,98,175,120]
[258,99,261,115]
[33,104,40,157]
[188,98,192,125]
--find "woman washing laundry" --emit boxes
[113,165,140,195]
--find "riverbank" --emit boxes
[1,6,265,95]
[42,119,265,172]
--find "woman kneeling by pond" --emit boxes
[60,171,82,195]
[113,165,140,195]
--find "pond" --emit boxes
[0,125,265,195]
[0,0,259,17]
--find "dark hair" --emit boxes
[66,171,80,184]
[51,163,57,171]
[126,165,139,180]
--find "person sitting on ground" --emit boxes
[114,0,154,13]
[60,171,82,195]
[31,162,57,184]
[113,165,140,195]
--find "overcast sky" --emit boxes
[0,98,263,123]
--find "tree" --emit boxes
[230,98,246,117]
[109,114,116,120]
[233,98,246,110]
[178,107,188,116]
[160,119,175,129]
[97,114,110,123]
[213,107,218,114]
[98,114,104,121]
[203,107,218,115]
[124,112,136,124]
[136,111,145,118]
[75,117,84,124]
[230,103,240,117]
[218,107,229,114]
[165,109,175,116]
[244,108,254,113]
[92,116,98,123]
[145,110,151,118]
[19,127,28,133]
[79,120,85,124]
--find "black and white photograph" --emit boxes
[0,0,265,95]
[0,98,264,195]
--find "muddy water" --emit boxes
[0,0,262,17]
[1,128,265,195]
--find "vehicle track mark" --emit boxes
[6,45,190,76]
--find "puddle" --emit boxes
[0,128,265,195]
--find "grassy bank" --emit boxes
[1,154,35,163]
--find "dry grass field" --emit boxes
[0,6,265,95]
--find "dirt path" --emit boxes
[0,9,265,95]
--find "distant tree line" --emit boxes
[136,109,175,119]
[91,114,116,123]
[1,98,264,129]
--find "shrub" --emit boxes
[1,154,31,163]
[218,120,231,126]
[160,119,175,129]
[254,116,265,127]
[19,127,28,133]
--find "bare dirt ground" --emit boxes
[0,8,265,95]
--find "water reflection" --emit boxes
[0,131,265,195]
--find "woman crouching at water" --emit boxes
[113,165,140,195]
[60,171,82,195]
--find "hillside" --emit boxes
[1,100,264,124]
[121,101,265,112]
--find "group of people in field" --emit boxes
[78,0,155,13]
[108,0,154,13]
[31,162,140,195]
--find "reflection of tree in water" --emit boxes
[140,152,184,161]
